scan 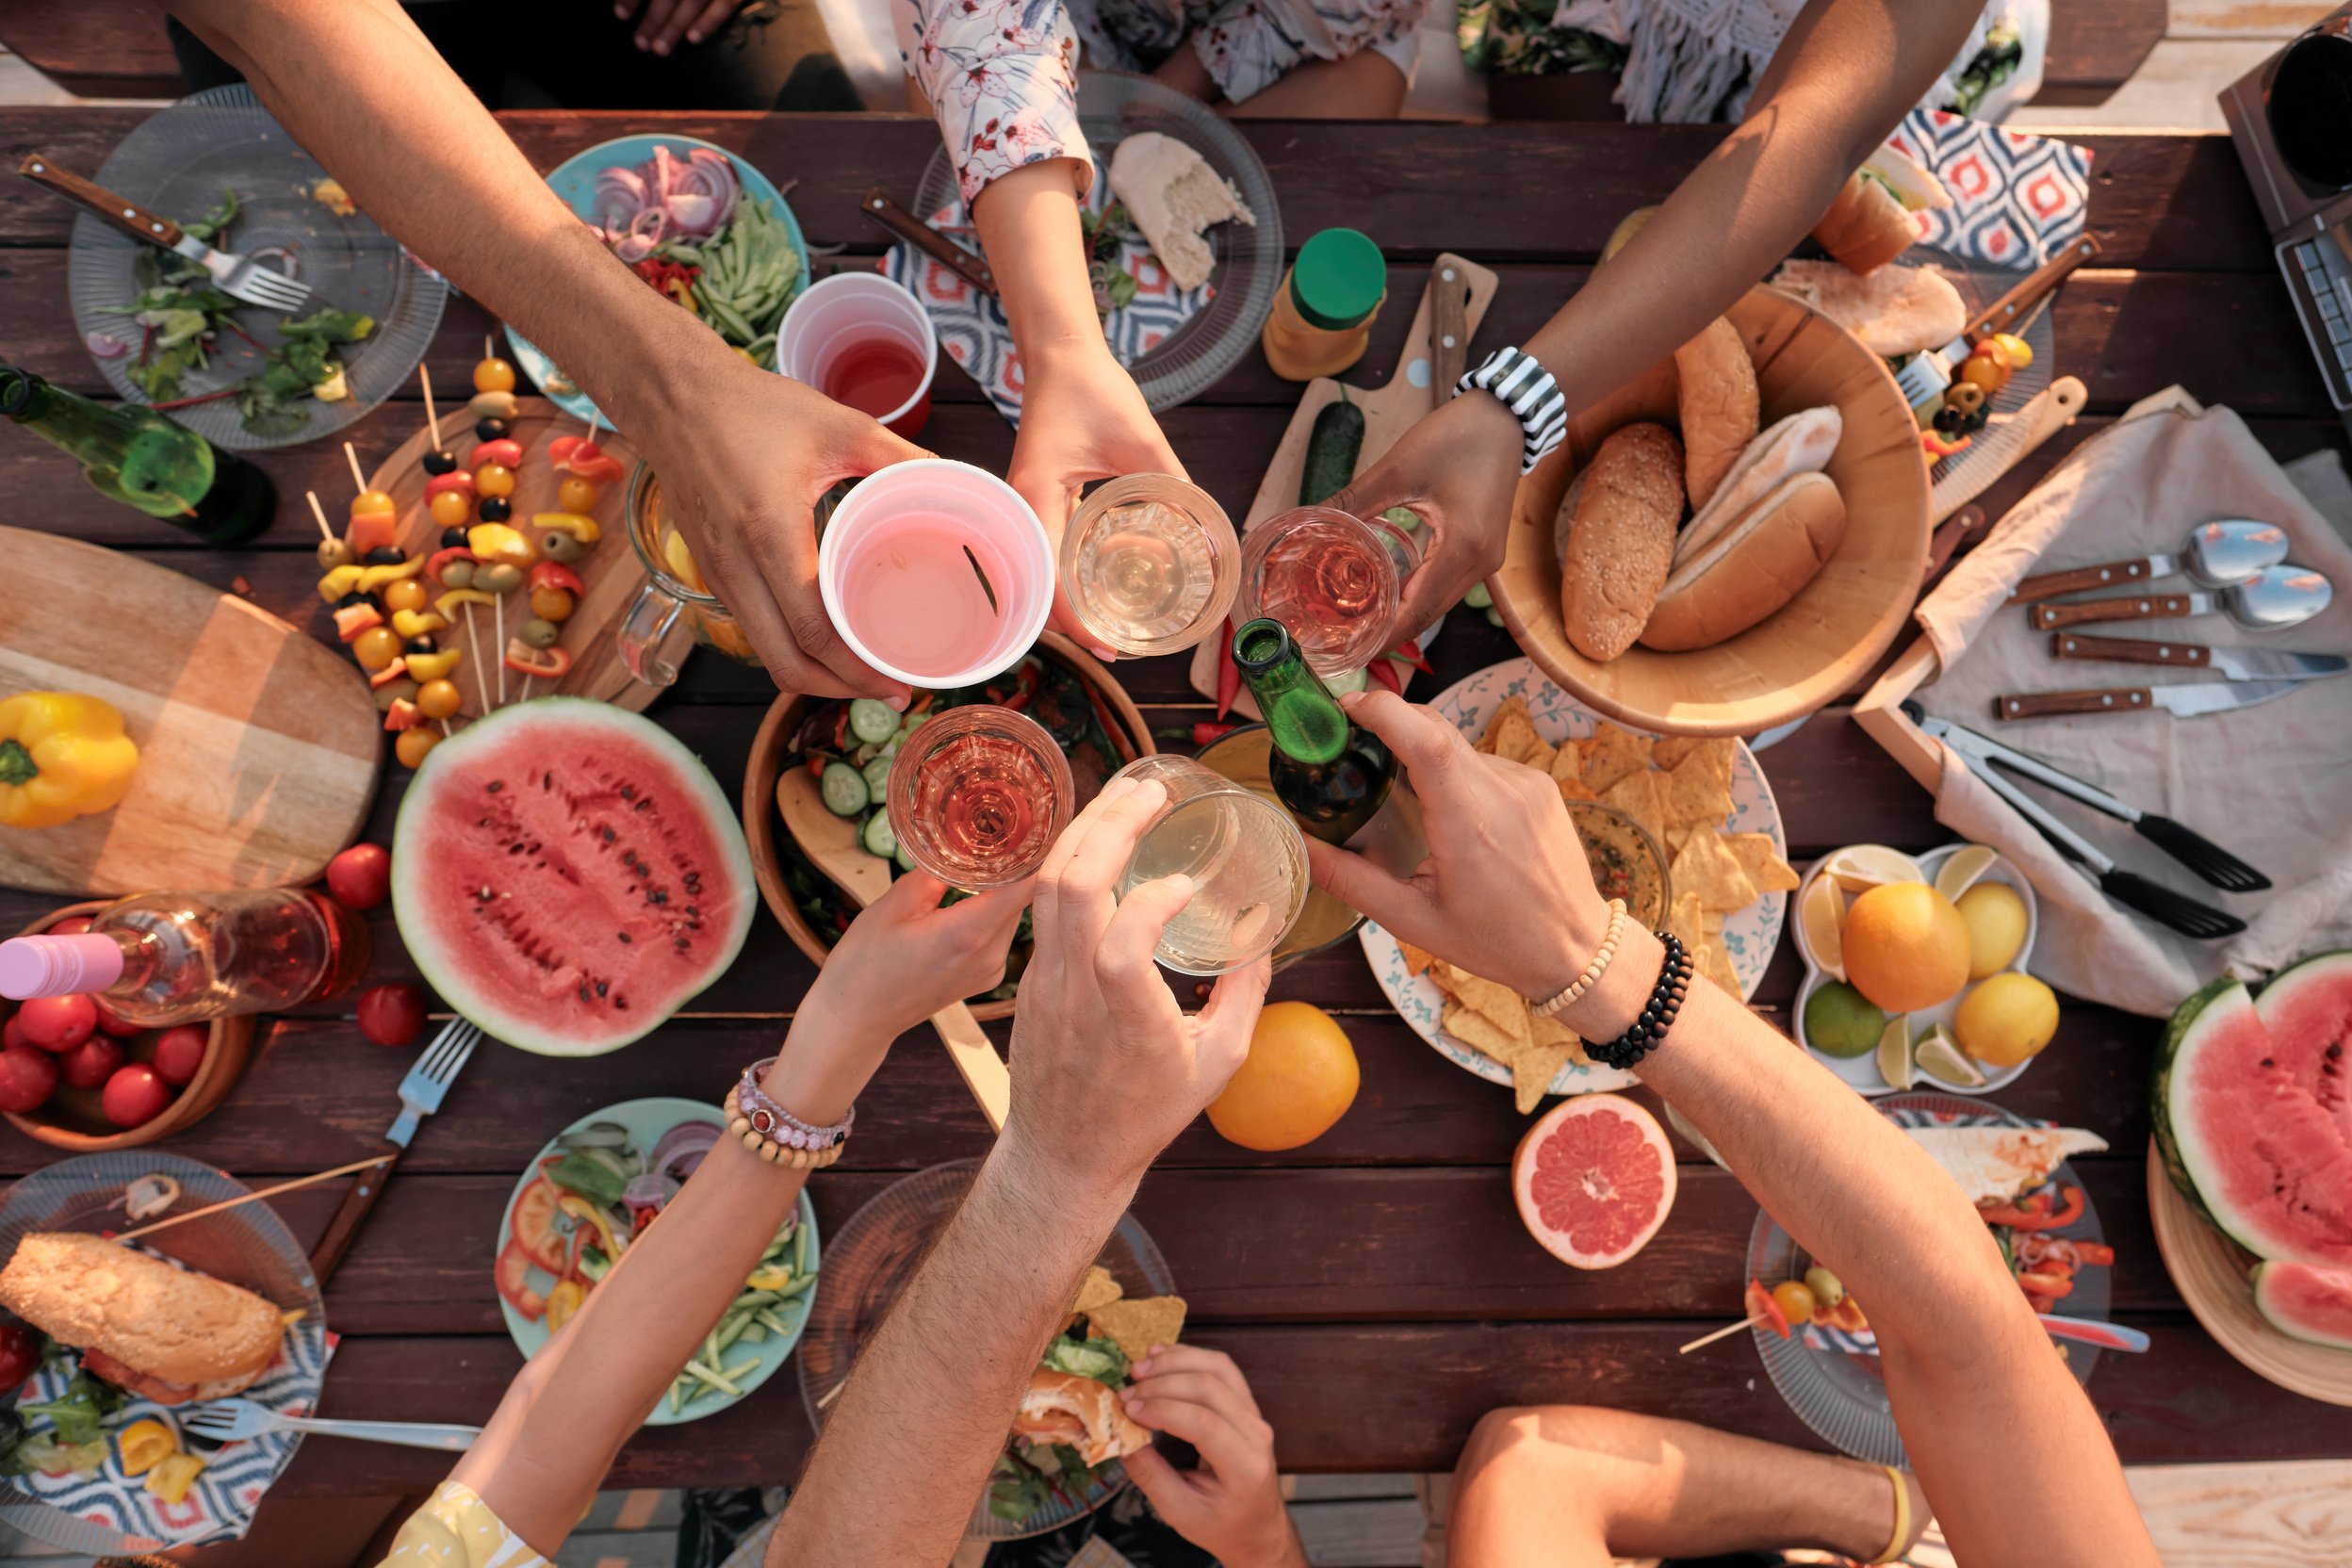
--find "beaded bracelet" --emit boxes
[725,1056,855,1169]
[1533,899,1628,1020]
[1586,931,1692,1070]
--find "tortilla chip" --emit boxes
[1070,1265,1123,1317]
[1728,832,1801,893]
[1579,725,1653,794]
[1479,696,1539,762]
[1650,736,1701,770]
[1674,827,1760,913]
[1664,747,1737,831]
[1664,825,1690,854]
[1516,735,1559,776]
[1668,890,1714,956]
[1086,1295,1187,1361]
[1698,934,1743,996]
[1444,1000,1532,1062]
[1558,776,1599,805]
[1550,743,1584,788]
[1511,1041,1577,1113]
[1601,769,1669,848]
[1529,1011,1590,1065]
[1396,939,1439,977]
[1433,962,1530,1040]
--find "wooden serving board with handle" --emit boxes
[1186,253,1498,702]
[0,528,382,895]
[376,396,661,716]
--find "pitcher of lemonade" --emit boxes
[617,463,764,686]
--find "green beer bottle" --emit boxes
[1233,615,1408,848]
[0,363,274,544]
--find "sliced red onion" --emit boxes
[652,1119,721,1181]
[621,1171,678,1221]
[612,205,668,264]
[594,165,650,234]
[86,332,128,360]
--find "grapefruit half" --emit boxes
[1511,1094,1677,1269]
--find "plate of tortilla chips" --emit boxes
[1360,659,1794,1110]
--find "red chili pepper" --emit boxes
[1367,656,1405,695]
[807,756,827,779]
[1979,1186,2084,1231]
[1920,429,1972,459]
[1191,722,1235,747]
[833,708,850,750]
[1216,618,1240,718]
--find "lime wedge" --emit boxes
[1935,844,2000,901]
[1819,844,1927,894]
[1876,1014,1915,1091]
[1914,1023,1986,1087]
[1799,874,1847,979]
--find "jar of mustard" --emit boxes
[1262,228,1387,382]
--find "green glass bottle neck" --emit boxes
[1233,618,1350,766]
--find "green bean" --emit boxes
[755,1307,799,1337]
[679,1360,743,1396]
[792,1220,812,1277]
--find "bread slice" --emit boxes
[1106,133,1255,293]
[1558,422,1684,662]
[1770,259,1967,359]
[1642,472,1847,651]
[0,1232,284,1390]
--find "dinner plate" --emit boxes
[506,135,811,425]
[911,70,1284,411]
[1360,658,1788,1098]
[1744,1093,2109,1466]
[796,1159,1175,1541]
[494,1097,818,1427]
[66,85,448,450]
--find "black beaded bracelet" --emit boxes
[1587,931,1692,1070]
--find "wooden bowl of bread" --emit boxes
[1493,286,1929,737]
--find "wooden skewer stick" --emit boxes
[493,593,508,707]
[816,1379,847,1412]
[1678,1314,1769,1355]
[585,409,602,443]
[418,363,441,447]
[115,1155,395,1245]
[303,490,336,546]
[466,608,494,715]
[342,441,368,498]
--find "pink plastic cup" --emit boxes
[777,271,939,438]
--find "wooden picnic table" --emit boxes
[0,108,2345,1518]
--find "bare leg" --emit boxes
[1226,50,1409,117]
[1448,1406,1930,1568]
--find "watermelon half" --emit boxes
[2153,954,2352,1269]
[391,699,757,1056]
[2251,1260,2352,1350]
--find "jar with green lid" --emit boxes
[1262,228,1387,382]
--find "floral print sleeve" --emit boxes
[899,0,1092,206]
[1193,0,1428,103]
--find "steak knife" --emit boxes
[2049,632,2348,681]
[1993,678,2306,722]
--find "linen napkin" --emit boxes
[1886,107,2094,267]
[1911,389,2352,1017]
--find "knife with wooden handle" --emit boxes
[1428,257,1472,407]
[861,188,997,297]
[2029,591,2196,630]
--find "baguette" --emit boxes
[1641,471,1847,651]
[1558,422,1685,662]
[1673,318,1758,510]
[0,1232,284,1401]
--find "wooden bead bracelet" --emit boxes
[1533,899,1628,1020]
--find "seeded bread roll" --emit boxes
[0,1232,284,1399]
[1558,422,1685,662]
[1674,318,1759,510]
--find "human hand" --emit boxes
[1121,1347,1305,1568]
[1001,776,1272,1191]
[616,0,745,53]
[1327,390,1524,644]
[799,869,1033,1046]
[1302,691,1608,1001]
[641,349,926,698]
[1008,341,1184,661]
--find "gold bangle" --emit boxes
[1533,899,1626,1019]
[1870,1464,1912,1564]
[723,1088,847,1170]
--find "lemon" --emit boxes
[1913,1022,1985,1086]
[662,526,708,594]
[1799,874,1847,978]
[1819,844,1926,894]
[1841,882,1971,1013]
[1952,973,2059,1069]
[1601,206,1659,264]
[1876,1013,1915,1090]
[1208,1002,1360,1151]
[1955,882,2029,979]
[1935,844,1999,901]
[1804,980,1886,1059]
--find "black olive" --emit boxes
[1932,406,1966,435]
[421,450,457,476]
[478,496,513,522]
[404,634,439,656]
[335,590,383,611]
[1958,404,1992,434]
[365,546,406,565]
[439,527,469,548]
[474,416,511,442]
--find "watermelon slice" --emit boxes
[2251,1260,2352,1350]
[391,698,756,1056]
[2153,956,2352,1269]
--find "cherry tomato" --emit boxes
[0,1324,42,1396]
[382,579,429,615]
[16,995,95,1054]
[0,1013,28,1053]
[325,842,393,910]
[152,1024,209,1086]
[428,489,472,530]
[474,357,516,394]
[0,1048,56,1114]
[473,462,515,500]
[395,727,441,769]
[1967,336,2014,372]
[350,489,397,521]
[556,477,599,514]
[101,1063,172,1128]
[357,983,428,1048]
[49,917,92,937]
[530,586,574,623]
[1956,355,2007,394]
[1772,1280,1818,1327]
[57,1034,122,1091]
[415,678,464,721]
[91,1002,144,1038]
[353,626,403,672]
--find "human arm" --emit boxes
[1122,1345,1307,1568]
[617,0,749,54]
[767,776,1273,1567]
[1331,0,1983,637]
[441,870,1030,1554]
[1301,692,2159,1568]
[159,0,922,698]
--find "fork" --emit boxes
[1894,235,2100,411]
[307,1018,482,1280]
[181,1397,480,1452]
[18,151,313,313]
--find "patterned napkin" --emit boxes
[882,164,1214,425]
[9,1320,334,1548]
[1886,107,2093,268]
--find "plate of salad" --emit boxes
[507,136,809,425]
[65,85,448,449]
[494,1098,819,1427]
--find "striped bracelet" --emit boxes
[1456,346,1568,473]
[1533,899,1628,1019]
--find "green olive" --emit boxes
[1804,1265,1845,1308]
[441,560,478,590]
[372,677,419,712]
[317,538,357,572]
[1942,381,1987,417]
[541,531,589,565]
[520,617,562,649]
[476,563,524,595]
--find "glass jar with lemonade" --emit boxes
[618,462,762,685]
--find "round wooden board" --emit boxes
[369,396,664,718]
[2144,1140,2352,1406]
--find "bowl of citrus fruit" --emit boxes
[1791,842,2052,1097]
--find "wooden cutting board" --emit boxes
[371,397,662,716]
[1186,254,1498,702]
[0,529,381,895]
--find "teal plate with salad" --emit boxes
[494,1097,819,1427]
[508,136,809,424]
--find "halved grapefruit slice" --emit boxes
[1511,1094,1677,1269]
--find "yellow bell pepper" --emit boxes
[467,523,537,567]
[531,512,603,544]
[433,589,497,620]
[389,609,449,641]
[0,692,140,830]
[144,1450,206,1505]
[115,1418,177,1478]
[557,1194,625,1261]
[403,647,464,683]
[546,1278,588,1334]
[316,564,368,605]
[745,1264,796,1292]
[357,556,425,592]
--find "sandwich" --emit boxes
[0,1233,285,1405]
[1905,1126,2109,1206]
[1107,132,1255,293]
[1810,142,1952,275]
[989,1266,1187,1523]
[1770,259,1967,360]
[1013,1367,1152,1467]
[1642,471,1847,653]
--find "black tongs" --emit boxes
[1904,701,2264,939]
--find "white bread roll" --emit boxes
[1107,133,1254,293]
[1014,1368,1153,1465]
[1674,318,1759,511]
[0,1232,284,1393]
[1769,259,1967,359]
[1674,405,1843,568]
[1558,422,1685,662]
[1640,472,1847,652]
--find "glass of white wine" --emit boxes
[1111,755,1308,976]
[1058,474,1241,658]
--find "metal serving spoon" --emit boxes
[2011,517,2291,605]
[2028,564,2333,632]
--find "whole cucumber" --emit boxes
[1299,395,1365,505]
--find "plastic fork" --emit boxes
[181,1397,480,1451]
[18,152,312,314]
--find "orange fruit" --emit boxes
[1208,1001,1359,1152]
[1840,882,1970,1013]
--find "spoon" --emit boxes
[776,768,1010,1132]
[2011,517,2290,605]
[2028,564,2333,633]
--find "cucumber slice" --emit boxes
[1463,581,1493,610]
[861,755,894,799]
[861,810,898,858]
[1322,666,1370,695]
[894,838,916,873]
[1485,606,1506,629]
[1383,505,1423,532]
[819,761,869,816]
[848,698,899,744]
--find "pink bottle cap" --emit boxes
[0,933,123,1001]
